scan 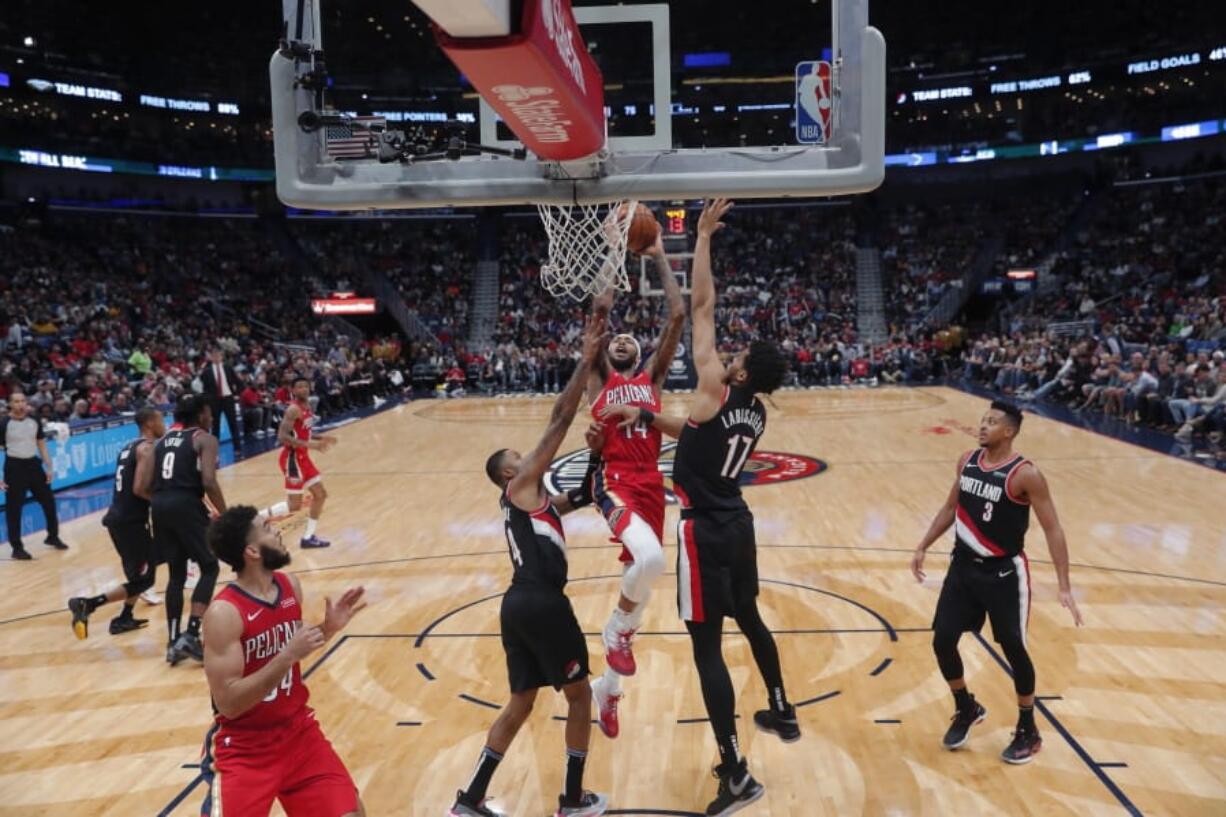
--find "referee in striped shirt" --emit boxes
[1,392,68,560]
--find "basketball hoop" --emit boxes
[537,200,635,301]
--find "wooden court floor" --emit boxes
[1,387,1223,817]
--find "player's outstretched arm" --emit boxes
[598,403,686,439]
[202,600,324,719]
[910,454,968,582]
[198,433,226,514]
[645,232,687,388]
[584,288,614,401]
[510,314,608,509]
[552,423,605,515]
[689,199,734,423]
[1015,464,1084,626]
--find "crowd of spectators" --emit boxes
[454,207,863,394]
[0,212,405,439]
[881,201,987,330]
[956,175,1226,450]
[4,170,1223,456]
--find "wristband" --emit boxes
[568,452,603,508]
[638,409,656,427]
[566,486,593,509]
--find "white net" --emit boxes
[537,200,636,302]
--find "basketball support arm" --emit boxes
[272,0,885,209]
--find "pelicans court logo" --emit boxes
[545,442,826,502]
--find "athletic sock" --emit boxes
[168,618,180,643]
[624,597,647,630]
[304,517,319,539]
[602,666,622,696]
[187,615,202,637]
[716,730,742,771]
[769,685,791,714]
[953,687,973,712]
[1018,704,1036,733]
[87,594,108,610]
[264,501,290,518]
[462,747,503,803]
[564,748,586,802]
[117,603,135,619]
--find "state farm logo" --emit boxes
[539,0,586,93]
[545,443,826,503]
[492,85,554,103]
[491,85,573,145]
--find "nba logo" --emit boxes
[795,60,832,144]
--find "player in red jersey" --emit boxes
[200,505,367,817]
[269,377,336,548]
[585,224,686,738]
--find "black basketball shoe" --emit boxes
[68,597,94,640]
[109,613,149,635]
[447,790,504,817]
[168,632,204,665]
[753,704,800,743]
[1001,729,1043,764]
[554,790,608,817]
[705,760,765,817]
[942,696,987,749]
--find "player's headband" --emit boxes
[612,334,641,359]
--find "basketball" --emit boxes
[626,203,660,253]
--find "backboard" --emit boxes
[271,0,885,210]
[640,253,692,297]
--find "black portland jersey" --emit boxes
[673,385,766,512]
[103,438,151,525]
[953,449,1031,559]
[501,488,568,591]
[153,427,204,496]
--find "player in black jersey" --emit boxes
[448,313,609,817]
[912,400,1084,764]
[602,199,791,817]
[148,394,227,667]
[67,407,165,639]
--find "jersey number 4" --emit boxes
[262,668,295,702]
[720,435,756,479]
[623,418,650,438]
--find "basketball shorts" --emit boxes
[593,468,665,562]
[932,549,1032,647]
[676,508,759,624]
[151,493,215,567]
[279,447,321,494]
[103,519,155,589]
[200,710,358,817]
[500,587,590,693]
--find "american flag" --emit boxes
[324,116,385,160]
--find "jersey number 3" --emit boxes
[720,435,756,479]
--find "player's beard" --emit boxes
[609,353,638,372]
[260,545,292,570]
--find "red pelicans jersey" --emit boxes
[287,400,316,446]
[212,572,309,731]
[591,370,663,475]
